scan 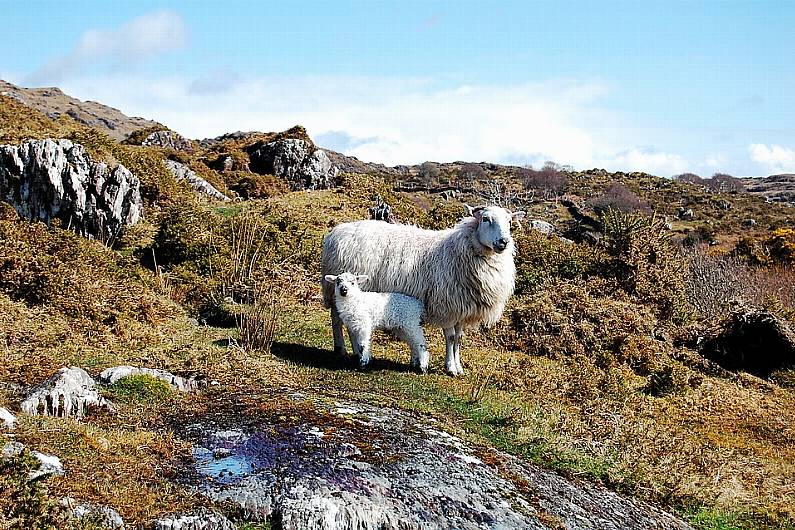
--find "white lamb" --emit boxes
[322,205,524,375]
[324,272,430,373]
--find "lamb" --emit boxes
[324,272,430,372]
[322,205,525,375]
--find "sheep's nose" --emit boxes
[496,237,509,250]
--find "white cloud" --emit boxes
[36,70,695,175]
[749,143,795,174]
[25,10,186,86]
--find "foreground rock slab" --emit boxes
[152,507,235,530]
[21,366,114,418]
[61,497,124,529]
[2,441,64,480]
[98,366,205,392]
[179,394,692,530]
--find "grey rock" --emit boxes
[98,366,205,392]
[164,160,230,201]
[742,218,757,227]
[21,366,114,419]
[61,497,125,529]
[2,441,64,480]
[0,139,141,240]
[142,130,194,153]
[527,219,555,235]
[152,507,235,530]
[676,207,695,221]
[368,194,395,223]
[181,395,691,530]
[249,139,338,190]
[0,406,16,430]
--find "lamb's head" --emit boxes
[324,272,369,298]
[467,205,526,253]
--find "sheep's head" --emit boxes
[324,272,369,297]
[466,205,526,253]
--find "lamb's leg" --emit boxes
[331,305,347,356]
[405,327,429,374]
[453,323,464,375]
[347,328,362,359]
[443,327,457,375]
[358,327,372,369]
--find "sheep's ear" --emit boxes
[355,275,369,285]
[512,211,526,221]
[472,206,486,220]
[324,275,337,282]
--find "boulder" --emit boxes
[0,139,141,240]
[152,508,235,530]
[0,407,16,430]
[21,366,114,419]
[2,441,64,480]
[98,366,205,392]
[61,498,125,529]
[527,219,555,235]
[142,130,194,153]
[248,139,338,190]
[368,194,395,223]
[676,207,695,221]
[179,394,692,530]
[164,160,230,201]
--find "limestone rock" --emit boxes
[0,139,141,240]
[61,498,125,529]
[368,194,395,223]
[249,139,338,190]
[21,366,114,418]
[2,441,64,480]
[98,366,205,392]
[142,130,194,152]
[0,407,16,430]
[527,219,555,235]
[152,508,235,530]
[164,160,230,201]
[181,395,692,530]
[676,207,695,220]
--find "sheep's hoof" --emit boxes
[334,346,349,357]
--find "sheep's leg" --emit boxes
[444,327,458,375]
[453,323,464,375]
[331,305,347,356]
[358,328,372,369]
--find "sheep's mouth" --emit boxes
[493,242,508,253]
[339,286,348,297]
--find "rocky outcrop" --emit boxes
[142,130,194,152]
[164,160,230,201]
[21,366,114,419]
[0,139,141,240]
[368,194,395,223]
[249,139,338,190]
[98,366,205,392]
[527,219,555,235]
[2,441,64,480]
[179,393,692,530]
[0,407,16,430]
[60,498,125,529]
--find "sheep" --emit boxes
[322,204,525,375]
[324,272,430,372]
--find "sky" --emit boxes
[1,0,793,176]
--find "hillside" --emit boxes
[1,90,795,530]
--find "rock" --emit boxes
[527,219,555,235]
[742,218,757,227]
[249,139,338,190]
[676,207,695,221]
[180,395,692,530]
[164,160,230,201]
[21,366,114,418]
[152,508,235,530]
[61,498,125,529]
[0,139,142,240]
[368,194,395,223]
[701,304,795,378]
[142,130,194,153]
[2,441,65,480]
[0,407,16,430]
[98,366,205,392]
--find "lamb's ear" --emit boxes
[324,275,337,282]
[355,275,369,285]
[463,204,474,217]
[512,211,526,221]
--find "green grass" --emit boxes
[106,375,174,404]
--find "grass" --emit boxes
[106,375,175,404]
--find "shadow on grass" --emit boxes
[270,342,413,373]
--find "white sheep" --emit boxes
[322,205,525,375]
[324,272,430,372]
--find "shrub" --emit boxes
[705,173,742,194]
[674,173,704,186]
[0,448,70,528]
[457,163,485,188]
[588,182,651,215]
[520,162,568,198]
[417,161,440,186]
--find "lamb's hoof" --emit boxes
[410,364,428,375]
[357,359,371,371]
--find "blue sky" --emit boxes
[2,1,793,176]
